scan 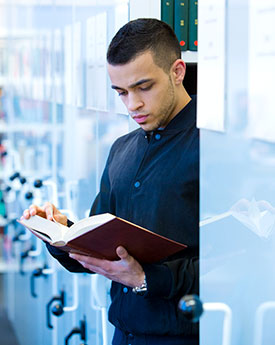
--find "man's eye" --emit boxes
[140,84,153,91]
[118,91,127,96]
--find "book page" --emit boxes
[65,213,115,242]
[18,215,65,244]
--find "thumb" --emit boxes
[116,246,129,260]
[54,213,63,222]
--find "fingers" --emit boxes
[68,250,144,287]
[22,209,31,219]
[21,202,57,220]
[43,202,55,220]
[70,253,99,264]
[42,202,67,225]
[30,205,45,217]
[22,204,43,219]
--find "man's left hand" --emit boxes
[69,246,145,288]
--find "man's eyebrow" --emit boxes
[111,78,153,90]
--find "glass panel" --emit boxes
[200,1,275,344]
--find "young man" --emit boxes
[23,19,199,345]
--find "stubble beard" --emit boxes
[154,76,176,130]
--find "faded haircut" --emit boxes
[107,18,181,73]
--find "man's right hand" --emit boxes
[21,202,67,226]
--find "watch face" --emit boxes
[132,284,147,295]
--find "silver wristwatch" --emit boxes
[132,276,147,295]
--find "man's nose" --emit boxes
[126,93,144,113]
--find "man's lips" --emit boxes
[132,115,149,124]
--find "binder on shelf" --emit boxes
[174,0,189,51]
[161,0,174,29]
[188,0,198,51]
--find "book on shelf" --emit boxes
[174,0,189,51]
[18,213,187,264]
[188,0,198,51]
[161,0,174,29]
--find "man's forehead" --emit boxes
[107,52,161,88]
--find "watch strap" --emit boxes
[132,276,147,295]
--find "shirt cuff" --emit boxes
[143,263,173,298]
[46,242,67,257]
[67,219,74,227]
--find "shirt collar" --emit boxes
[163,95,197,132]
[143,95,197,136]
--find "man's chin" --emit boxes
[139,123,159,132]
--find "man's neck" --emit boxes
[164,86,191,128]
[176,86,192,114]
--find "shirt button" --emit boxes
[134,181,141,188]
[123,287,128,293]
[155,133,161,140]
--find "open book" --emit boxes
[18,213,187,263]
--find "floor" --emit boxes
[0,274,20,345]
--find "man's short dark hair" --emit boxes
[107,18,181,73]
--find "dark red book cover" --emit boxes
[64,217,187,263]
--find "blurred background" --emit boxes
[0,0,275,344]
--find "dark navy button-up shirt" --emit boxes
[47,96,199,337]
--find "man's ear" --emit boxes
[171,59,186,85]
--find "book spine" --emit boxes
[161,0,174,29]
[188,0,198,51]
[174,0,189,51]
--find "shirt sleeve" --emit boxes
[45,242,92,273]
[90,145,115,216]
[143,248,199,300]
